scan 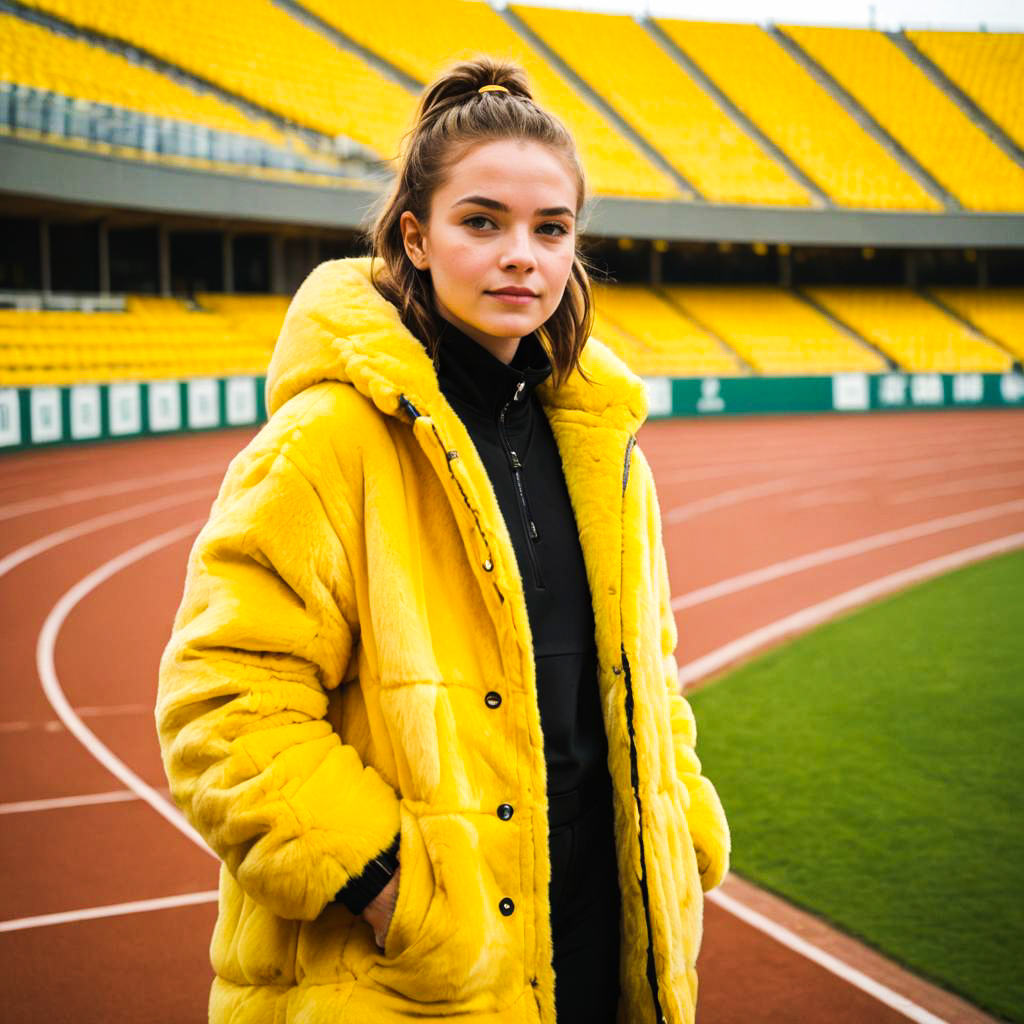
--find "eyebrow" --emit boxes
[453,196,575,219]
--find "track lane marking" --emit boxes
[0,462,225,523]
[0,790,140,815]
[0,488,214,578]
[0,891,219,933]
[677,532,1024,687]
[707,890,951,1024]
[671,499,1024,610]
[36,520,213,855]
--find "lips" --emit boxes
[488,288,537,297]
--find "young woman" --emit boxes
[156,58,729,1024]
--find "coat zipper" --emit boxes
[620,435,667,1024]
[498,381,545,590]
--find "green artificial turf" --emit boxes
[688,548,1024,1021]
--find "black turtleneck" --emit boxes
[434,320,607,802]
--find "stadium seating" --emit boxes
[0,299,272,388]
[294,0,681,199]
[659,285,888,374]
[802,287,1014,372]
[19,0,415,162]
[0,12,287,151]
[906,31,1024,151]
[508,6,813,207]
[928,288,1024,363]
[593,284,741,375]
[782,25,1024,211]
[654,19,940,211]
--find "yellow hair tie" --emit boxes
[478,84,509,94]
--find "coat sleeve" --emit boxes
[156,440,400,921]
[641,451,731,892]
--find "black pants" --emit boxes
[548,778,621,1023]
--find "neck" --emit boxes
[436,308,520,365]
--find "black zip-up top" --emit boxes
[434,320,607,800]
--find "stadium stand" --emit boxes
[802,287,1014,372]
[507,6,813,206]
[0,299,272,388]
[293,0,681,198]
[929,287,1024,363]
[906,31,1024,151]
[593,284,742,375]
[18,0,414,161]
[654,19,941,211]
[0,13,286,146]
[196,293,290,352]
[0,12,343,177]
[781,25,1024,211]
[659,285,889,374]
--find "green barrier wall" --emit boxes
[1,371,1022,451]
[644,371,1024,419]
[0,376,267,451]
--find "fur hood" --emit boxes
[265,256,648,432]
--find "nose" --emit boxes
[499,224,537,273]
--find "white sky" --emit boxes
[506,0,1024,31]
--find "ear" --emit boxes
[399,211,429,271]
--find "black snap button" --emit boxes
[497,803,514,821]
[499,898,515,916]
[484,691,502,709]
[483,558,494,571]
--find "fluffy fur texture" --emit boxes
[156,257,730,1023]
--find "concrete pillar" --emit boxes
[39,220,51,296]
[222,232,235,293]
[778,246,792,289]
[903,250,918,289]
[158,224,171,296]
[649,243,662,287]
[98,219,110,295]
[270,234,286,294]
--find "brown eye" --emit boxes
[538,222,569,237]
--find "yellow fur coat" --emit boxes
[156,257,730,1023]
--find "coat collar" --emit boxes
[266,257,648,434]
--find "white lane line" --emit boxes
[36,520,213,854]
[664,449,1024,524]
[889,471,1024,505]
[677,531,1024,687]
[708,889,950,1024]
[671,499,1024,610]
[0,488,214,579]
[0,462,225,523]
[0,891,219,933]
[0,790,139,815]
[0,705,151,734]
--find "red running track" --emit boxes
[2,410,1021,1023]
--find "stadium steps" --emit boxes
[274,0,422,93]
[642,18,831,210]
[651,289,757,375]
[768,24,959,213]
[500,6,699,201]
[916,288,1023,369]
[8,0,377,162]
[887,30,1024,167]
[791,287,899,371]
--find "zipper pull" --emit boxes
[509,450,522,470]
[513,381,525,402]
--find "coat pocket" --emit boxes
[365,807,522,1011]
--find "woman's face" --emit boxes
[400,138,578,363]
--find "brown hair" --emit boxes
[364,56,594,386]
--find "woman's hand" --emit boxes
[361,866,400,949]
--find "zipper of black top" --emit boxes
[498,381,545,590]
[620,435,667,1024]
